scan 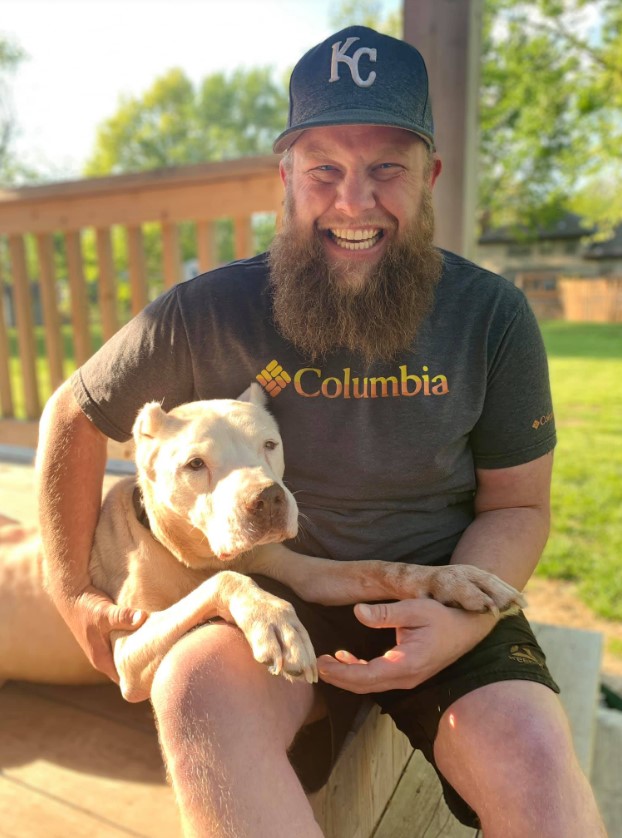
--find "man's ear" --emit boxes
[237,382,268,408]
[279,158,288,187]
[429,156,442,189]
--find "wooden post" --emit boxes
[35,233,65,390]
[233,216,253,260]
[196,220,219,273]
[161,222,182,289]
[64,231,92,367]
[126,225,149,316]
[95,228,118,342]
[403,0,482,259]
[7,234,40,418]
[0,242,15,417]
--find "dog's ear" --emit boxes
[132,401,168,443]
[237,382,267,408]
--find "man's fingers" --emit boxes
[354,599,431,629]
[79,587,147,631]
[107,606,147,631]
[317,651,405,693]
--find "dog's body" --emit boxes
[0,387,524,701]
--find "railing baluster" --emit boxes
[127,225,148,315]
[0,244,15,417]
[35,233,65,391]
[64,231,92,367]
[95,227,118,342]
[233,216,253,260]
[162,222,182,289]
[7,234,40,419]
[197,221,218,272]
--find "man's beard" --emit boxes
[268,189,443,365]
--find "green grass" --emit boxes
[4,320,622,622]
[538,322,622,621]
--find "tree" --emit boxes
[479,0,622,237]
[0,35,27,184]
[85,66,288,176]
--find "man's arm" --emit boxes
[318,451,553,693]
[36,380,145,682]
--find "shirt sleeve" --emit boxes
[71,286,196,441]
[470,299,556,469]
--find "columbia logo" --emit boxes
[509,645,544,668]
[256,360,292,397]
[532,412,554,430]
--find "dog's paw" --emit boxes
[243,599,318,684]
[428,565,526,616]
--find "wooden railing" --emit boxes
[0,156,283,444]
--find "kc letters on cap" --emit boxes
[273,26,435,153]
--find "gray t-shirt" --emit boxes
[73,250,556,565]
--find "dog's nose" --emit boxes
[246,484,285,521]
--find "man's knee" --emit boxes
[151,621,316,751]
[435,681,580,803]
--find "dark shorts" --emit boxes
[250,574,560,828]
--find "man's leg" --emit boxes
[434,680,606,837]
[151,621,325,838]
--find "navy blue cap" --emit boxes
[273,26,434,153]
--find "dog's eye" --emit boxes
[186,457,205,471]
[264,440,278,451]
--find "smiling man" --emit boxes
[37,26,605,837]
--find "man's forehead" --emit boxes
[292,124,424,158]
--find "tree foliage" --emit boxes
[479,0,622,236]
[85,66,288,176]
[0,35,27,183]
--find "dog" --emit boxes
[0,385,524,701]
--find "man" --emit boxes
[37,26,605,837]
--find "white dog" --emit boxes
[0,386,524,701]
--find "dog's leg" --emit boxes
[112,569,317,702]
[248,545,525,615]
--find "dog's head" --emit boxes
[132,385,298,566]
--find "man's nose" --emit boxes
[333,173,376,217]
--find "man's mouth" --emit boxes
[325,228,384,251]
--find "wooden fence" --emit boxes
[516,273,622,322]
[0,156,282,442]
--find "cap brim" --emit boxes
[273,110,434,153]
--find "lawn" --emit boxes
[539,322,622,621]
[4,321,622,620]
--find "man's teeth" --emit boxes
[329,228,382,250]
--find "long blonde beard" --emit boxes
[268,188,443,364]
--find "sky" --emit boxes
[1,0,399,181]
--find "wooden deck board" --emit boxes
[0,682,181,838]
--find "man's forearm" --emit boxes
[36,381,108,603]
[450,505,550,591]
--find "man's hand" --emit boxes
[56,585,147,683]
[317,599,498,694]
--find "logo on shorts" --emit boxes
[509,644,545,668]
[256,360,292,397]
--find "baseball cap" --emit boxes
[273,25,434,153]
